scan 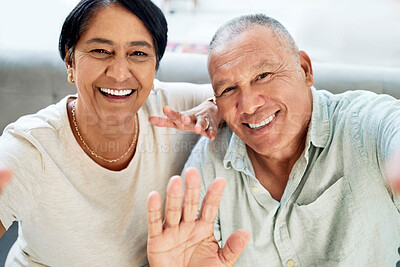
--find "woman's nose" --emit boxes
[106,56,132,83]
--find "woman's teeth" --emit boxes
[100,88,133,96]
[248,113,276,129]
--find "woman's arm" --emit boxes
[0,166,12,239]
[149,98,223,140]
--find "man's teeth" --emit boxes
[100,88,133,96]
[248,113,276,129]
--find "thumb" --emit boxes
[219,229,250,266]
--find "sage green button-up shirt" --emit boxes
[184,87,400,266]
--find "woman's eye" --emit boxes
[90,49,112,58]
[91,49,110,54]
[130,51,148,57]
[257,72,270,80]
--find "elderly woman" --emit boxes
[0,0,218,266]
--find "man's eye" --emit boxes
[221,87,236,95]
[257,72,270,80]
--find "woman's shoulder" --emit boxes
[6,96,69,134]
[1,95,72,151]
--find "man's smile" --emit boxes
[243,111,279,130]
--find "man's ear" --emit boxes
[298,50,314,87]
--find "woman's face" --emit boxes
[69,4,156,126]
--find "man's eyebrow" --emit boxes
[85,38,152,48]
[214,79,229,91]
[214,61,277,90]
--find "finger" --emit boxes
[149,116,177,128]
[147,191,163,239]
[194,115,211,135]
[164,106,193,127]
[163,106,180,121]
[164,176,184,228]
[0,166,12,193]
[199,177,226,225]
[182,168,201,223]
[207,128,217,141]
[194,116,218,140]
[219,229,251,265]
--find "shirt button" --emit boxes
[287,260,295,267]
[251,186,259,193]
[277,218,281,225]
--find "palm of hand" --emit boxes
[148,221,222,266]
[147,168,250,267]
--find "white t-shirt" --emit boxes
[0,80,212,266]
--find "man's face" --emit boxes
[208,26,314,157]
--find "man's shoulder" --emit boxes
[188,126,233,164]
[317,89,394,108]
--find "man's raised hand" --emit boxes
[147,167,250,267]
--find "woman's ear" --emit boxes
[65,50,70,69]
[298,50,314,87]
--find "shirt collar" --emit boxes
[309,86,330,148]
[223,86,331,170]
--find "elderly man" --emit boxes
[147,14,400,266]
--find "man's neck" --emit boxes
[246,133,307,201]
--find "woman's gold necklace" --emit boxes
[71,100,138,163]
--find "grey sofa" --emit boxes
[1,49,400,263]
[1,49,400,132]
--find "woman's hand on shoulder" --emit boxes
[148,99,222,140]
[0,166,12,194]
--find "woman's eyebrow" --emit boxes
[84,38,152,49]
[85,38,113,45]
[129,41,153,48]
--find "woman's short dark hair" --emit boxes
[58,0,168,70]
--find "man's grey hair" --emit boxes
[209,14,299,57]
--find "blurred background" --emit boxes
[0,0,399,265]
[1,0,400,67]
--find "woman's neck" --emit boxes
[67,99,139,171]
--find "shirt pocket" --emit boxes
[293,176,365,261]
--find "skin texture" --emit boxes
[208,26,314,200]
[147,168,250,267]
[65,4,157,170]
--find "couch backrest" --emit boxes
[1,49,400,132]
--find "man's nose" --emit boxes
[238,91,264,115]
[106,56,132,83]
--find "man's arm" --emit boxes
[0,166,12,239]
[147,167,250,267]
